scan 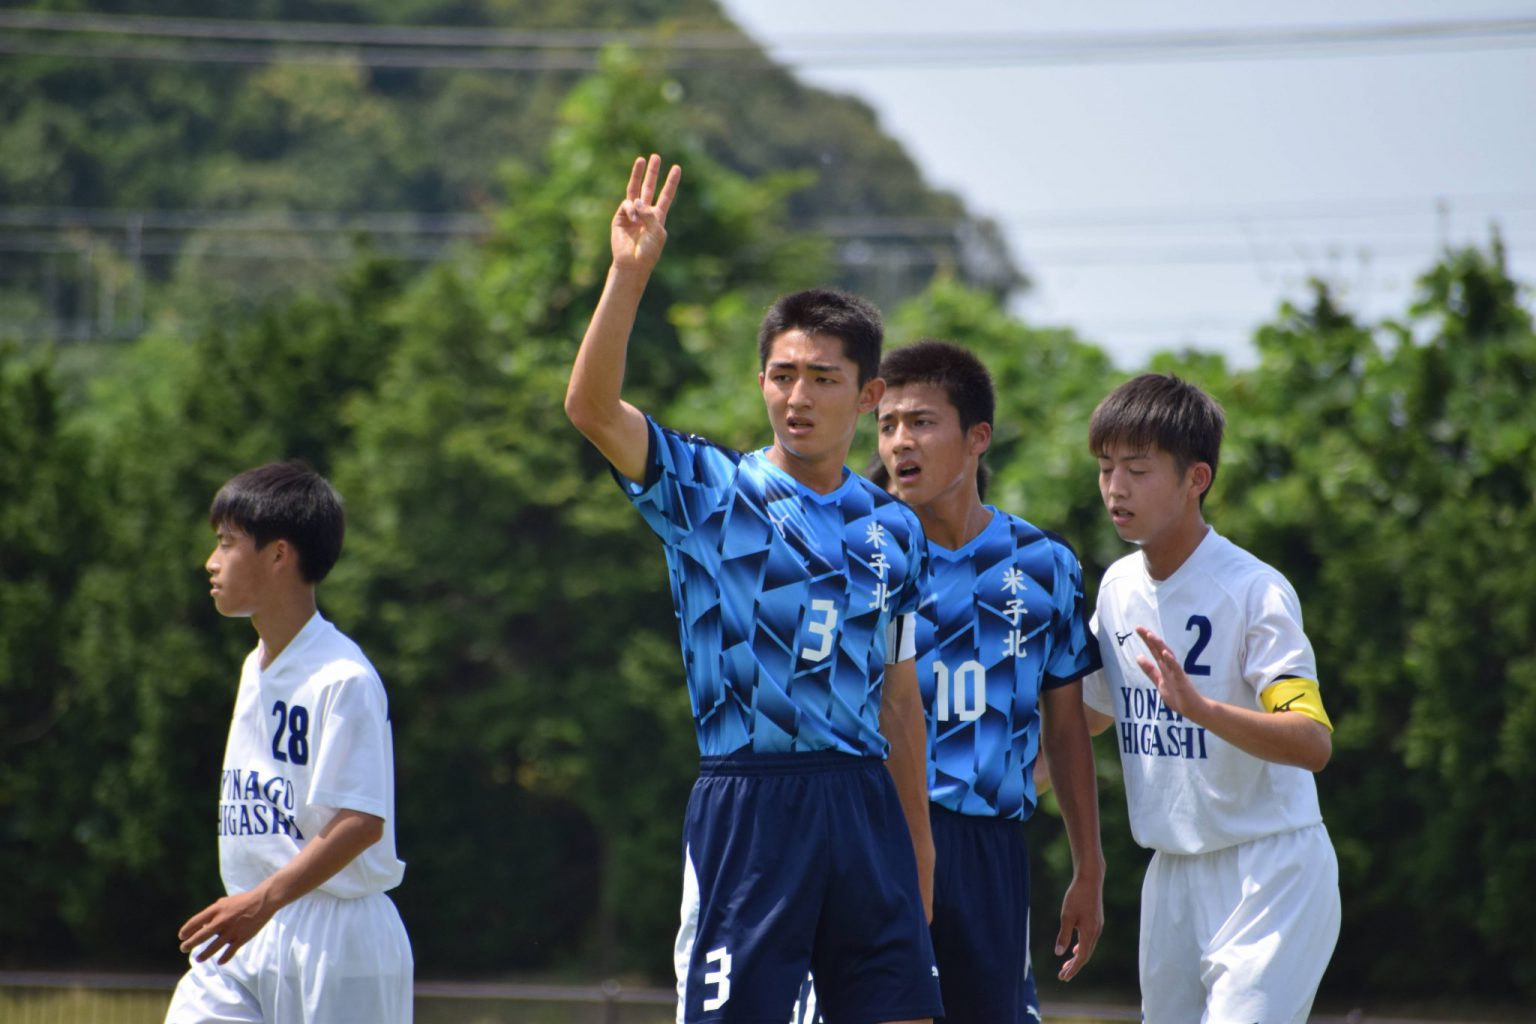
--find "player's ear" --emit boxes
[265,538,302,578]
[859,376,886,414]
[1188,461,1213,499]
[968,421,992,458]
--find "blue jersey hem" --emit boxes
[698,750,881,776]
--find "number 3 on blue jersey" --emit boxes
[801,600,838,662]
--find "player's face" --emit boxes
[1096,442,1207,548]
[877,382,989,509]
[205,523,270,618]
[759,329,882,469]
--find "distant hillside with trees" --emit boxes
[0,0,1017,343]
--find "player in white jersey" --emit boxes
[166,462,411,1024]
[1080,374,1339,1024]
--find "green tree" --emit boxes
[1216,241,1536,1001]
[0,343,108,958]
[1,0,1014,343]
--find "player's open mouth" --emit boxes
[1109,507,1132,525]
[786,417,813,433]
[895,460,921,481]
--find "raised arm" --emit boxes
[564,154,682,482]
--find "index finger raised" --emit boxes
[624,156,646,201]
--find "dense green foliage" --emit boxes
[1,0,1011,338]
[3,7,1534,1007]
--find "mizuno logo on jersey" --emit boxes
[1115,630,1135,645]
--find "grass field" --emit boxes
[8,982,1525,1024]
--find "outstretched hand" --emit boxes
[611,154,682,273]
[1134,625,1208,722]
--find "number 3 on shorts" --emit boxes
[703,946,732,1011]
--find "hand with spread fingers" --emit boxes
[1134,624,1209,723]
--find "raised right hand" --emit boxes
[612,154,682,272]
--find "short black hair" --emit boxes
[1088,374,1225,501]
[878,339,996,433]
[758,289,883,385]
[208,461,345,583]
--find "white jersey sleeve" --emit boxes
[1241,572,1318,693]
[308,666,394,820]
[1081,612,1113,714]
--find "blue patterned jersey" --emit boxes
[920,508,1100,820]
[617,417,927,758]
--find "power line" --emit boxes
[0,11,1533,71]
[9,194,1528,236]
[992,193,1536,230]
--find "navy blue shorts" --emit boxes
[929,804,1040,1024]
[675,751,944,1024]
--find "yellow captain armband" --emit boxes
[1260,677,1333,732]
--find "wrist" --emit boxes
[1070,849,1106,881]
[1181,692,1219,729]
[253,877,292,915]
[607,262,654,291]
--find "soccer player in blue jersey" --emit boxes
[878,340,1105,1023]
[565,154,943,1024]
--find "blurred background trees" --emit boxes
[2,1,1533,1006]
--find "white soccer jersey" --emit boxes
[1083,529,1324,855]
[218,612,405,898]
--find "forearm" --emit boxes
[565,265,651,473]
[1041,698,1103,880]
[255,810,384,911]
[566,264,647,422]
[880,662,934,912]
[884,701,932,854]
[1185,698,1332,771]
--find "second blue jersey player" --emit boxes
[565,155,944,1024]
[880,341,1105,1023]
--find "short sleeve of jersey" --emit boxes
[611,416,742,544]
[1241,571,1318,694]
[894,513,929,619]
[1043,537,1103,689]
[306,667,393,820]
[1081,609,1113,714]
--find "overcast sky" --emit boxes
[716,0,1536,367]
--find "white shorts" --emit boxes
[165,890,412,1024]
[1140,824,1340,1024]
